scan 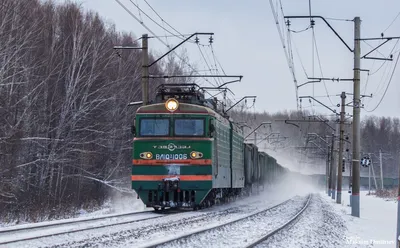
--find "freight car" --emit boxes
[131,84,288,210]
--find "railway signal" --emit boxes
[360,156,371,167]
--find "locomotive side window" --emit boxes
[139,118,170,136]
[174,119,205,136]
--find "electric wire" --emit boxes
[143,0,185,38]
[292,36,309,78]
[269,0,299,109]
[382,11,400,34]
[211,44,227,76]
[128,0,178,45]
[113,0,215,86]
[197,44,220,87]
[364,52,400,112]
[363,39,399,96]
[312,28,335,106]
[129,0,223,85]
[202,45,225,86]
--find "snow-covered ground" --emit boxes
[4,172,396,248]
[324,190,397,247]
[0,173,318,248]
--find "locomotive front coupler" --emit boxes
[162,177,180,192]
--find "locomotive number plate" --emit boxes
[155,154,188,160]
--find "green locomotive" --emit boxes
[131,84,287,210]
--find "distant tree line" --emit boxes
[0,0,190,222]
[230,107,399,179]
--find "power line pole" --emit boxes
[337,92,346,203]
[329,132,335,198]
[142,34,149,105]
[379,149,384,189]
[397,152,400,247]
[326,143,330,194]
[351,16,361,217]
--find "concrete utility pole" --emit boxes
[336,92,346,203]
[368,161,371,194]
[370,156,378,190]
[397,153,400,248]
[326,145,330,194]
[142,34,149,105]
[329,133,336,199]
[351,17,361,217]
[379,149,384,189]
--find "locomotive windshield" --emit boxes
[139,118,169,136]
[174,119,205,136]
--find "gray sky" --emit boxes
[61,0,400,118]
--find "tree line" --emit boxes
[230,107,399,180]
[0,0,190,222]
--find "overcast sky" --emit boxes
[58,0,400,119]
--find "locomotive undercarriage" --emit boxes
[145,179,263,211]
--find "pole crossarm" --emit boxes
[297,80,321,88]
[201,87,235,96]
[307,133,329,144]
[244,122,272,140]
[284,15,353,52]
[147,32,214,68]
[308,77,353,82]
[225,96,256,113]
[255,132,281,145]
[299,96,339,115]
[217,78,242,88]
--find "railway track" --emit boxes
[243,194,312,248]
[137,194,311,248]
[0,210,166,246]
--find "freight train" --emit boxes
[131,84,289,210]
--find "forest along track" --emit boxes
[0,210,166,246]
[139,194,312,248]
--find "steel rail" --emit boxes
[243,194,312,248]
[0,211,166,245]
[139,196,309,248]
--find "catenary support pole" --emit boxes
[326,146,330,194]
[329,134,334,196]
[370,156,378,190]
[351,16,361,217]
[336,92,346,203]
[369,161,371,194]
[142,34,149,105]
[397,152,400,247]
[331,132,336,200]
[348,149,352,206]
[380,149,384,189]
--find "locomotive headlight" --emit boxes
[165,98,179,112]
[190,151,203,159]
[140,152,153,159]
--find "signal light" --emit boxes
[140,152,153,159]
[190,151,203,159]
[342,158,345,172]
[165,98,179,112]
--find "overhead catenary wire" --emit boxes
[197,44,220,87]
[382,11,400,34]
[365,52,400,112]
[312,28,335,106]
[142,0,185,39]
[113,0,215,86]
[269,0,299,109]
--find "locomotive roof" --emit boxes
[136,102,217,115]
